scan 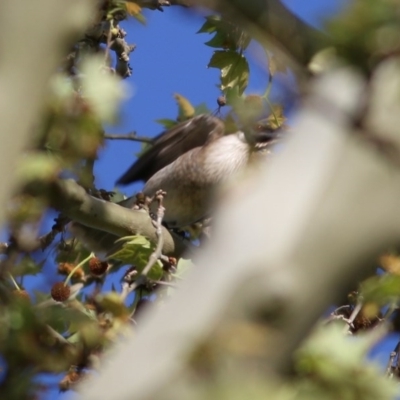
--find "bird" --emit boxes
[117,114,281,229]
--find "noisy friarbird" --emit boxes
[117,114,281,228]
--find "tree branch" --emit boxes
[104,132,153,144]
[24,179,190,258]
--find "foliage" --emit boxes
[1,0,400,399]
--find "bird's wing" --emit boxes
[116,114,225,185]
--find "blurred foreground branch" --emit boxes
[80,67,400,399]
[0,0,95,226]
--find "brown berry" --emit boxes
[51,282,71,302]
[89,257,108,276]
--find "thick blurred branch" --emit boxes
[80,68,400,400]
[0,0,95,227]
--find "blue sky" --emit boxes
[34,1,400,399]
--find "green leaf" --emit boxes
[13,256,45,277]
[296,324,398,400]
[108,235,163,280]
[255,104,286,130]
[360,274,400,305]
[37,303,94,334]
[198,15,250,51]
[197,15,220,34]
[225,86,242,106]
[194,102,211,115]
[155,118,178,129]
[15,153,60,185]
[205,31,233,49]
[208,51,249,94]
[81,55,129,123]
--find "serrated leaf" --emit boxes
[108,235,163,280]
[208,51,249,94]
[205,31,233,49]
[174,93,195,121]
[197,15,220,34]
[198,15,250,51]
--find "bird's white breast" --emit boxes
[202,132,250,181]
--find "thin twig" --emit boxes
[8,272,20,291]
[65,253,94,286]
[342,302,363,334]
[104,132,153,144]
[121,191,166,301]
[45,325,73,347]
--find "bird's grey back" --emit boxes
[116,114,225,185]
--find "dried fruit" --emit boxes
[217,95,226,107]
[89,257,108,276]
[51,282,71,302]
[58,262,84,280]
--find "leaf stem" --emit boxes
[8,272,20,291]
[64,253,94,286]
